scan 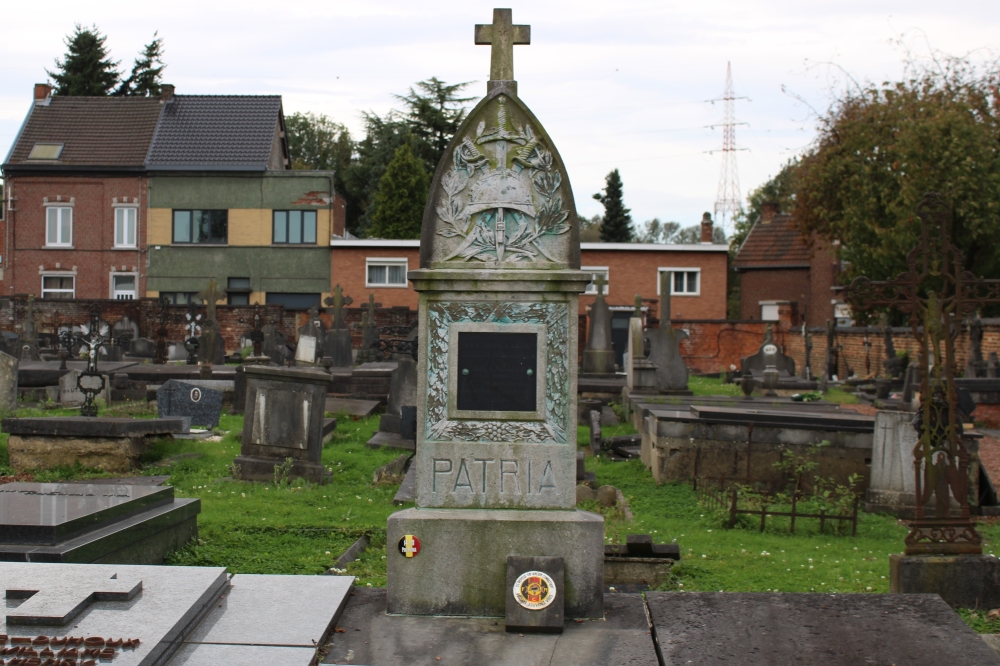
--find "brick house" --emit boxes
[1,83,161,299]
[731,203,840,327]
[2,84,346,308]
[331,219,728,366]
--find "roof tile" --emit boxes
[733,214,813,267]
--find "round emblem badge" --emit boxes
[397,534,420,558]
[763,344,778,355]
[190,388,202,403]
[513,570,557,610]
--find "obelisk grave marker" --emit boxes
[387,8,604,619]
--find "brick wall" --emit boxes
[737,268,809,322]
[330,246,420,310]
[5,175,148,299]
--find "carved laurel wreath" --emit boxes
[436,103,570,263]
[425,301,569,443]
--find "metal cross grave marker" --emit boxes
[845,192,1000,555]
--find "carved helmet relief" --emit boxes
[422,92,580,269]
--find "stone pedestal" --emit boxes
[890,553,1000,609]
[387,508,603,618]
[626,318,658,393]
[234,366,332,483]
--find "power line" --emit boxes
[711,62,746,235]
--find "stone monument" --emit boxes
[626,295,657,393]
[157,379,223,429]
[295,305,324,366]
[196,280,226,367]
[580,274,615,375]
[0,350,18,414]
[643,272,690,394]
[386,9,604,620]
[965,315,986,379]
[866,410,920,515]
[356,294,380,364]
[740,324,796,378]
[822,318,839,381]
[261,315,289,366]
[323,285,355,367]
[234,366,334,483]
[19,295,40,361]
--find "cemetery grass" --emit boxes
[688,374,858,404]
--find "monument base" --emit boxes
[890,553,1000,609]
[8,435,145,473]
[387,508,604,618]
[233,455,331,484]
[581,350,616,375]
[865,489,918,519]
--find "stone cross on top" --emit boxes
[197,279,225,323]
[475,8,530,82]
[324,285,353,329]
[592,273,607,298]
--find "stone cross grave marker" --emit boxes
[196,280,226,365]
[357,294,380,364]
[6,572,142,625]
[323,285,354,367]
[387,9,602,621]
[643,271,689,392]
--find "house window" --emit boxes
[228,277,252,305]
[161,292,198,305]
[112,274,137,300]
[657,268,700,296]
[41,275,74,298]
[366,258,408,287]
[265,292,321,310]
[582,266,609,295]
[114,207,137,247]
[172,210,227,244]
[46,207,73,246]
[273,210,318,244]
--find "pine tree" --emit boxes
[116,33,165,96]
[393,77,474,174]
[47,24,120,96]
[367,143,429,239]
[593,169,633,242]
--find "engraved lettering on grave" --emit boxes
[431,457,558,495]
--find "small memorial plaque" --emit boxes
[456,332,537,413]
[505,555,564,633]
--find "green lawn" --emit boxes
[4,403,1000,632]
[688,374,859,404]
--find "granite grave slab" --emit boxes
[645,591,1000,665]
[0,482,199,563]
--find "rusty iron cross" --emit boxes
[845,193,1000,555]
[475,8,530,82]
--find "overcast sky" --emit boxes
[1,0,997,236]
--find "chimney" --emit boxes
[700,212,714,243]
[34,83,52,101]
[160,84,175,101]
[761,201,779,225]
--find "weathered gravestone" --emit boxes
[0,561,355,665]
[157,379,222,429]
[234,366,333,483]
[866,410,920,515]
[19,294,40,361]
[261,317,290,366]
[59,368,85,406]
[643,272,690,394]
[0,350,18,414]
[295,306,324,366]
[625,296,657,393]
[323,285,354,367]
[740,324,796,378]
[581,274,615,375]
[196,280,227,366]
[368,355,418,450]
[387,9,604,621]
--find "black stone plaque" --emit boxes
[457,332,537,412]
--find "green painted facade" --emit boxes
[146,246,331,293]
[148,172,334,209]
[146,171,334,297]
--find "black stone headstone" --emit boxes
[157,379,223,428]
